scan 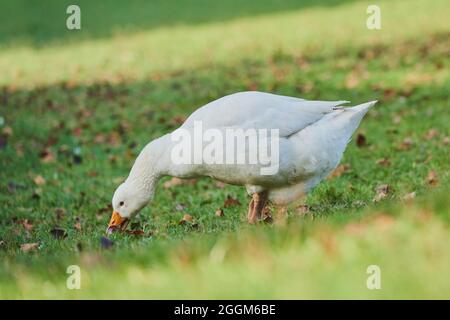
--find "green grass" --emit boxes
[0,0,449,299]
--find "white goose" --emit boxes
[107,91,376,231]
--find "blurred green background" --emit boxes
[0,0,449,299]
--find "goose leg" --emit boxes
[247,191,268,224]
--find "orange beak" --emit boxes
[107,210,129,233]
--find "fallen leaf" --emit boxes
[223,196,241,208]
[21,219,33,231]
[442,136,449,145]
[40,148,56,163]
[2,126,13,136]
[392,115,402,124]
[356,133,367,147]
[179,214,193,225]
[50,227,67,239]
[397,137,414,151]
[424,129,439,140]
[100,237,114,249]
[376,158,391,167]
[215,209,224,217]
[373,184,390,202]
[33,175,46,186]
[20,243,39,252]
[328,164,350,179]
[74,222,82,231]
[125,230,145,236]
[426,170,439,187]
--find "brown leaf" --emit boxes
[125,230,145,236]
[223,196,241,208]
[20,243,39,252]
[74,222,82,231]
[397,137,413,151]
[33,175,46,186]
[424,129,439,140]
[171,115,187,126]
[328,164,350,180]
[426,170,439,187]
[376,157,391,167]
[215,209,224,217]
[40,148,56,163]
[356,133,367,147]
[179,213,193,225]
[442,136,449,145]
[373,184,390,202]
[392,115,402,124]
[2,126,13,137]
[21,219,34,231]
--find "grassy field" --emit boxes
[0,0,449,299]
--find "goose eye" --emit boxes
[119,201,124,206]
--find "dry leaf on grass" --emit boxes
[21,219,33,231]
[356,133,367,147]
[215,209,224,217]
[426,170,439,187]
[33,175,46,186]
[179,213,193,225]
[424,129,439,140]
[373,184,390,202]
[328,164,350,180]
[20,243,39,252]
[442,136,449,145]
[125,230,145,236]
[397,137,414,151]
[39,148,56,163]
[223,196,241,208]
[376,158,391,167]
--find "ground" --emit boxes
[0,0,449,298]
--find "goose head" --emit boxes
[106,182,149,233]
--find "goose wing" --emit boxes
[182,91,348,137]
